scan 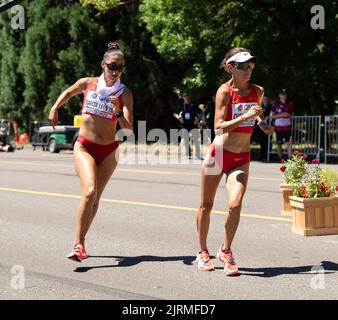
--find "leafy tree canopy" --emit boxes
[1,0,337,136]
[140,0,338,114]
[80,0,120,12]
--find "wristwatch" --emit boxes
[116,110,124,118]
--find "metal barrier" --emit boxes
[267,115,322,161]
[324,115,338,163]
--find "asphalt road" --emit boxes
[0,146,337,300]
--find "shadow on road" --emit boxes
[219,261,338,278]
[74,256,338,277]
[74,255,197,273]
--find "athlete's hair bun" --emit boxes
[103,42,124,61]
[107,42,120,51]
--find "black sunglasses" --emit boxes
[105,62,124,72]
[231,61,255,71]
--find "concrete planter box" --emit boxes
[290,196,338,236]
[280,183,294,216]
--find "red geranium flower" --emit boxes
[302,155,308,160]
[280,166,287,172]
[312,159,319,164]
[301,186,308,198]
[293,150,300,156]
[320,185,328,192]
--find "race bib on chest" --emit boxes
[83,90,115,119]
[232,102,256,127]
[184,112,191,120]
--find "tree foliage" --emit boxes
[140,0,338,114]
[0,9,25,121]
[0,0,106,129]
[0,0,178,132]
[80,0,120,12]
[0,0,337,134]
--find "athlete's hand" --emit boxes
[110,95,120,115]
[258,121,275,135]
[243,105,263,121]
[264,124,275,134]
[48,107,58,129]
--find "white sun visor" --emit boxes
[226,52,258,64]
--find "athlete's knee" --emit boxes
[199,201,214,215]
[228,200,242,213]
[82,186,97,202]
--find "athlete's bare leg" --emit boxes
[223,163,249,250]
[196,158,223,251]
[83,147,119,237]
[73,142,98,245]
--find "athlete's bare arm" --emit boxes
[118,87,133,132]
[253,85,265,122]
[252,85,274,134]
[48,78,92,128]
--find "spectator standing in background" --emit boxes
[270,89,294,160]
[204,95,216,142]
[198,104,208,144]
[173,93,202,159]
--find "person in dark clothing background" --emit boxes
[259,95,272,161]
[173,92,202,159]
[203,95,216,142]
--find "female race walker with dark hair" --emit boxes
[48,42,133,262]
[195,48,274,275]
